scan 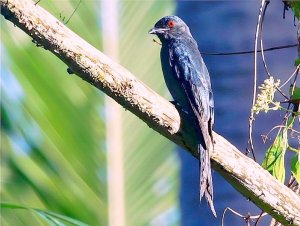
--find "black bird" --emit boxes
[149,16,216,216]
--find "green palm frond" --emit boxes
[1,1,178,225]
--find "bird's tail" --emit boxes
[199,144,217,217]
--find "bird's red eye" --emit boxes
[168,20,175,28]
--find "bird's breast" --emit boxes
[160,44,191,110]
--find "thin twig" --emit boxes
[260,1,271,78]
[290,68,299,100]
[279,66,299,88]
[222,207,268,226]
[258,1,289,100]
[281,68,299,123]
[261,124,300,143]
[254,211,266,226]
[64,0,82,25]
[288,176,296,187]
[276,86,291,100]
[248,0,267,161]
[288,176,299,193]
[261,125,284,143]
[152,38,162,45]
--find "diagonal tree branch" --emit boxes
[1,0,300,225]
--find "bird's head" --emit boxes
[149,16,191,42]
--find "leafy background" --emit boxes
[1,0,178,225]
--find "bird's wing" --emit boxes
[169,40,214,149]
[169,39,216,216]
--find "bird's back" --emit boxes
[160,36,214,126]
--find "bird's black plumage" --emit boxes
[149,16,216,216]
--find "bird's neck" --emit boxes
[160,35,193,47]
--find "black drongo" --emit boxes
[149,16,216,216]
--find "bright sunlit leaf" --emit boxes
[262,131,287,183]
[294,58,300,66]
[291,154,300,184]
[1,202,89,226]
[290,86,300,103]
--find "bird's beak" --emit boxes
[148,27,169,34]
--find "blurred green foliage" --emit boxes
[284,0,300,19]
[1,0,178,225]
[262,130,287,183]
[1,202,88,226]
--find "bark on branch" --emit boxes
[1,0,299,225]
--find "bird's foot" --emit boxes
[169,100,178,106]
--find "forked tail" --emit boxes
[199,144,216,217]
